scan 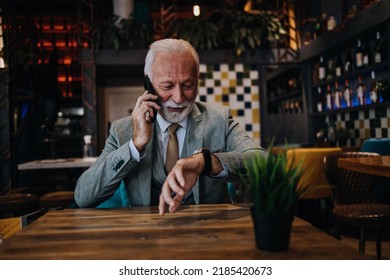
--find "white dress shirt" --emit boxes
[128,114,227,178]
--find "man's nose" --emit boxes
[171,86,186,104]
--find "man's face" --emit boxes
[150,52,198,123]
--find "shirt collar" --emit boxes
[156,114,189,133]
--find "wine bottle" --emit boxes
[356,74,366,105]
[363,41,371,67]
[370,71,378,103]
[317,86,323,113]
[356,40,363,68]
[326,83,333,111]
[374,31,384,64]
[344,47,354,73]
[344,79,352,107]
[314,16,321,39]
[334,81,341,110]
[319,56,326,81]
[335,55,343,77]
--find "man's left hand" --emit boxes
[158,154,204,215]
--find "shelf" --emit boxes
[300,0,390,61]
[267,89,301,103]
[312,101,390,116]
[311,61,388,88]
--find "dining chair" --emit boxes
[286,147,342,226]
[0,193,40,218]
[323,151,390,259]
[96,181,129,208]
[361,138,390,204]
[39,190,76,209]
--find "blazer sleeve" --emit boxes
[209,105,268,182]
[74,117,139,207]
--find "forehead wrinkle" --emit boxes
[151,53,197,81]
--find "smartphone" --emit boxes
[144,75,157,122]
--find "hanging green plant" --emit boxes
[223,10,286,55]
[166,17,221,50]
[94,14,151,51]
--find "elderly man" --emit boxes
[74,38,267,214]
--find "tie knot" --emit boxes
[168,123,180,135]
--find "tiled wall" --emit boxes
[196,62,389,147]
[326,106,390,147]
[197,63,261,144]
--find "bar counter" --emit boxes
[0,204,369,260]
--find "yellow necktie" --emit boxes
[165,123,180,173]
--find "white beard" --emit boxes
[159,99,194,123]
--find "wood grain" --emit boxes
[0,204,369,259]
[338,156,390,177]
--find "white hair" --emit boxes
[144,39,200,80]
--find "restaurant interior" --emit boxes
[0,0,390,260]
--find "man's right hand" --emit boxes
[132,90,161,152]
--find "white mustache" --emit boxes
[163,100,189,109]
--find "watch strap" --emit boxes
[201,148,212,176]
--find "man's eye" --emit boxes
[183,84,194,90]
[161,85,174,90]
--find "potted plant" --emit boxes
[237,146,307,251]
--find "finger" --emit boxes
[160,181,176,207]
[174,165,186,187]
[134,94,145,109]
[169,194,185,213]
[142,100,161,111]
[165,172,185,196]
[158,194,166,215]
[144,93,159,101]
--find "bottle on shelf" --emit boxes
[355,39,363,68]
[334,81,342,110]
[325,83,333,111]
[356,74,366,105]
[335,55,343,77]
[374,31,385,64]
[314,16,322,39]
[83,135,93,158]
[319,56,326,81]
[344,47,354,73]
[344,79,352,107]
[363,41,371,67]
[370,71,378,103]
[326,59,335,81]
[327,15,337,31]
[316,86,323,113]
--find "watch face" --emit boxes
[193,149,202,155]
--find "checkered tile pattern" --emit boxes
[197,63,261,144]
[326,107,390,147]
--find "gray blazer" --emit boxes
[74,102,267,207]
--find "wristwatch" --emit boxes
[192,148,212,176]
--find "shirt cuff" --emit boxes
[209,162,228,179]
[129,139,145,162]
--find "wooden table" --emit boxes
[18,157,97,170]
[0,204,368,260]
[338,156,390,177]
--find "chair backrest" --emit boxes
[361,138,390,155]
[96,181,129,208]
[323,152,380,205]
[286,147,342,199]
